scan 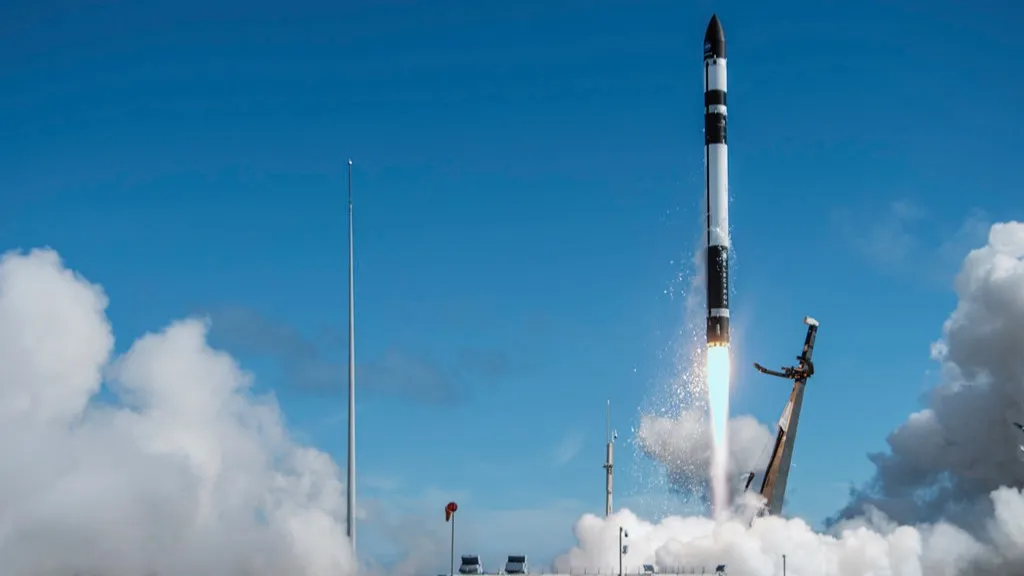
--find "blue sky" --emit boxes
[3,0,1024,567]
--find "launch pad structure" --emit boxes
[746,316,820,517]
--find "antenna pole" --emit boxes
[604,399,614,517]
[346,159,357,553]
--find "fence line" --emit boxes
[488,568,726,575]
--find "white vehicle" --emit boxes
[504,554,528,574]
[458,555,483,574]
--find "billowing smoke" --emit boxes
[554,500,1016,576]
[638,411,775,499]
[0,248,355,575]
[557,222,1024,575]
[834,222,1024,526]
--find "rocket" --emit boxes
[704,14,730,347]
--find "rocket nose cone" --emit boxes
[705,15,724,40]
[704,14,726,59]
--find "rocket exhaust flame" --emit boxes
[706,345,731,519]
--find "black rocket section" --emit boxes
[704,14,726,59]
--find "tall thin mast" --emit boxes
[346,159,357,552]
[604,399,614,517]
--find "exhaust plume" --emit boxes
[0,248,355,576]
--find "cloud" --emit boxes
[935,208,992,272]
[551,431,585,467]
[861,199,927,264]
[833,203,991,280]
[832,199,926,266]
[553,221,1024,575]
[205,306,516,403]
[358,347,461,402]
[0,248,355,575]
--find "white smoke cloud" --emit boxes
[0,248,355,575]
[556,221,1024,575]
[637,411,775,498]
